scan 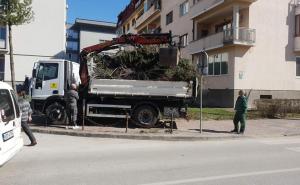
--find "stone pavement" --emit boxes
[28,117,300,141]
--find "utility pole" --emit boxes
[198,50,208,134]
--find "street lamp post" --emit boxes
[198,50,208,134]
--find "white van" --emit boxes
[0,82,23,166]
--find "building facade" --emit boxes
[117,0,193,59]
[0,0,67,83]
[66,19,117,62]
[118,0,300,108]
[189,0,300,107]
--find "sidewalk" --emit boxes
[29,118,300,141]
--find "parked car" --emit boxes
[0,82,23,166]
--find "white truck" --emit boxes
[30,33,198,128]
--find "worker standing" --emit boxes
[17,85,37,146]
[231,90,248,134]
[64,84,79,129]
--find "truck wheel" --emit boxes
[45,102,67,124]
[133,105,158,128]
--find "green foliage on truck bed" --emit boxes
[91,47,198,82]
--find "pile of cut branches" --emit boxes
[91,47,197,82]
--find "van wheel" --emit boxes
[133,105,158,128]
[45,103,67,124]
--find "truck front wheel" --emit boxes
[133,105,158,128]
[45,102,67,124]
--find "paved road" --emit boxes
[1,134,300,185]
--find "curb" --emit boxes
[30,128,246,141]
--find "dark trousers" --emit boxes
[66,106,78,126]
[21,121,36,144]
[233,112,246,132]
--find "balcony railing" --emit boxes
[135,3,160,28]
[189,27,255,54]
[224,28,256,45]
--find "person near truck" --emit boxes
[17,85,37,146]
[231,90,248,134]
[64,84,79,129]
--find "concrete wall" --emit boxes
[4,0,66,82]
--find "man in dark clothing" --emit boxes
[64,84,79,129]
[17,86,37,146]
[231,90,248,134]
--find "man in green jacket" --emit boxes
[231,90,248,134]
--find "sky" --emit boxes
[67,0,130,24]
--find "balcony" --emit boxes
[189,27,255,54]
[190,0,257,20]
[224,28,256,45]
[135,3,160,29]
[190,0,225,19]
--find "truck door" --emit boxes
[32,62,63,100]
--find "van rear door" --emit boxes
[0,89,22,158]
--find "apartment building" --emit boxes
[0,0,67,83]
[66,19,117,62]
[118,0,300,107]
[189,0,300,107]
[117,0,193,59]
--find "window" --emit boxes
[10,90,20,118]
[0,55,4,81]
[67,29,78,39]
[179,34,188,47]
[127,23,130,31]
[0,27,6,49]
[296,15,300,37]
[0,27,6,40]
[132,18,136,27]
[166,11,173,25]
[66,41,78,51]
[215,22,232,33]
[208,53,229,75]
[180,1,189,16]
[0,89,15,122]
[35,63,59,89]
[297,57,300,76]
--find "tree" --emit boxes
[0,0,33,90]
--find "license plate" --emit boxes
[2,130,14,142]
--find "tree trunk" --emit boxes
[8,24,16,90]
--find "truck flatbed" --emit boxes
[89,79,194,98]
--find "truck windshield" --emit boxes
[0,89,15,123]
[35,63,58,89]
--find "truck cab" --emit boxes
[0,82,23,166]
[31,60,80,124]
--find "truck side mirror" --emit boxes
[32,69,36,78]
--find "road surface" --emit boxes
[1,133,300,185]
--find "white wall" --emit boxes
[4,0,66,82]
[235,0,300,91]
[79,30,116,51]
